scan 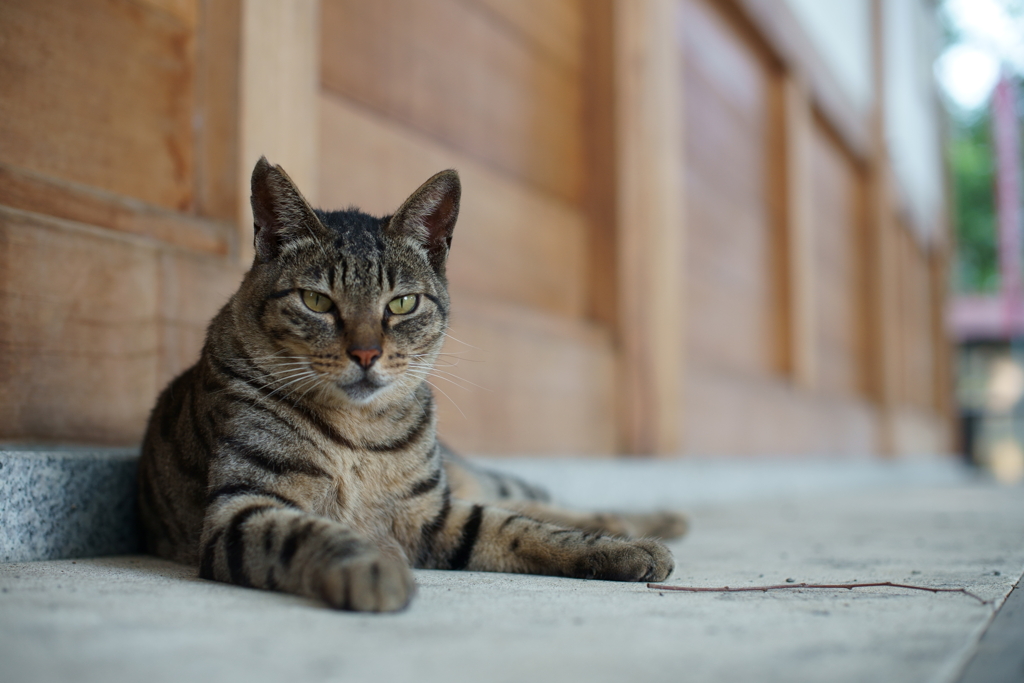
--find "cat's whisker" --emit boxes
[442,332,481,350]
[410,352,482,365]
[262,371,321,402]
[405,369,478,394]
[410,351,473,357]
[262,361,313,370]
[287,374,327,406]
[275,380,322,407]
[261,367,317,384]
[213,367,311,398]
[413,367,490,392]
[419,378,466,419]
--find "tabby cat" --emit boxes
[138,157,685,612]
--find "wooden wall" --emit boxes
[317,0,616,454]
[0,0,245,445]
[675,0,948,455]
[0,0,952,456]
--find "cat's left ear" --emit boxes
[387,170,461,275]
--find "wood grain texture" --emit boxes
[730,0,872,161]
[134,0,199,27]
[463,0,584,72]
[865,0,899,455]
[319,94,589,321]
[0,205,244,444]
[896,226,936,411]
[614,0,685,454]
[193,0,242,223]
[0,163,231,255]
[810,118,868,399]
[682,0,786,379]
[779,75,815,388]
[683,365,879,456]
[238,0,321,262]
[0,207,160,444]
[581,0,620,330]
[435,296,617,455]
[319,0,585,204]
[156,251,246,386]
[0,0,196,212]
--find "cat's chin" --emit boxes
[338,377,386,404]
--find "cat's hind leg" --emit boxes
[441,449,687,540]
[416,499,675,582]
[496,501,689,540]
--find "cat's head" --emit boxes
[235,156,460,410]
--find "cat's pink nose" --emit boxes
[349,347,381,368]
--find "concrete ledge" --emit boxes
[0,445,141,562]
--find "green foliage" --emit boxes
[950,110,999,293]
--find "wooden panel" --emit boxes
[193,0,242,223]
[0,163,230,255]
[157,251,246,386]
[465,0,584,72]
[0,207,160,444]
[780,75,815,388]
[731,0,871,161]
[0,0,196,211]
[436,296,616,455]
[614,0,685,454]
[684,365,878,455]
[135,0,199,27]
[581,0,619,330]
[319,94,589,320]
[319,0,585,204]
[682,0,785,377]
[237,0,321,262]
[810,118,868,398]
[896,226,936,410]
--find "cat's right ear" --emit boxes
[250,156,325,262]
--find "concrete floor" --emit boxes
[1,463,1022,683]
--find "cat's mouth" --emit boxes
[340,377,384,401]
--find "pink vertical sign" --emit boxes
[994,75,1023,335]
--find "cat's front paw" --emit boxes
[574,538,675,582]
[324,552,416,612]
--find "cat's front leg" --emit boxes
[200,490,415,612]
[417,499,674,581]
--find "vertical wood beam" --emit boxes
[582,0,619,333]
[237,0,321,264]
[931,247,954,450]
[613,0,685,454]
[194,0,242,231]
[781,74,816,389]
[867,0,899,455]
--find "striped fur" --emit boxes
[138,158,683,612]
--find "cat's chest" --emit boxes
[320,443,433,521]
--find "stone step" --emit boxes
[0,445,141,562]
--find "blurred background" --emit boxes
[0,0,1020,477]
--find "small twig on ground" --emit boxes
[647,581,992,605]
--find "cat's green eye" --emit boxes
[387,294,418,315]
[302,290,334,313]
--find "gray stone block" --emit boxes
[0,445,141,562]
